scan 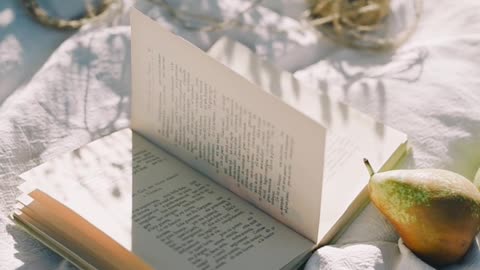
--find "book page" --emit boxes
[131,9,327,242]
[131,131,314,269]
[207,37,407,244]
[20,129,314,270]
[19,129,134,250]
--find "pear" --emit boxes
[364,159,480,266]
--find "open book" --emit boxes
[11,9,407,270]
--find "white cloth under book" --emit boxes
[1,0,480,269]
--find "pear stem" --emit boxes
[363,158,375,176]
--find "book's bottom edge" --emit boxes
[11,213,95,270]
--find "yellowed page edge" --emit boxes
[20,189,153,270]
[11,211,95,270]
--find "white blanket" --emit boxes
[1,0,479,269]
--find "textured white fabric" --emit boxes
[0,0,479,269]
[297,1,480,269]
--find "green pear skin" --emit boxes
[368,168,480,266]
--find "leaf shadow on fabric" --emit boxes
[34,27,132,142]
[329,46,428,94]
[0,0,74,104]
[133,0,321,73]
[4,26,131,269]
[327,47,428,138]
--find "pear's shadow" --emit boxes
[441,236,480,270]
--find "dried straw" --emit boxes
[305,0,422,50]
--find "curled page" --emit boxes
[131,9,327,242]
